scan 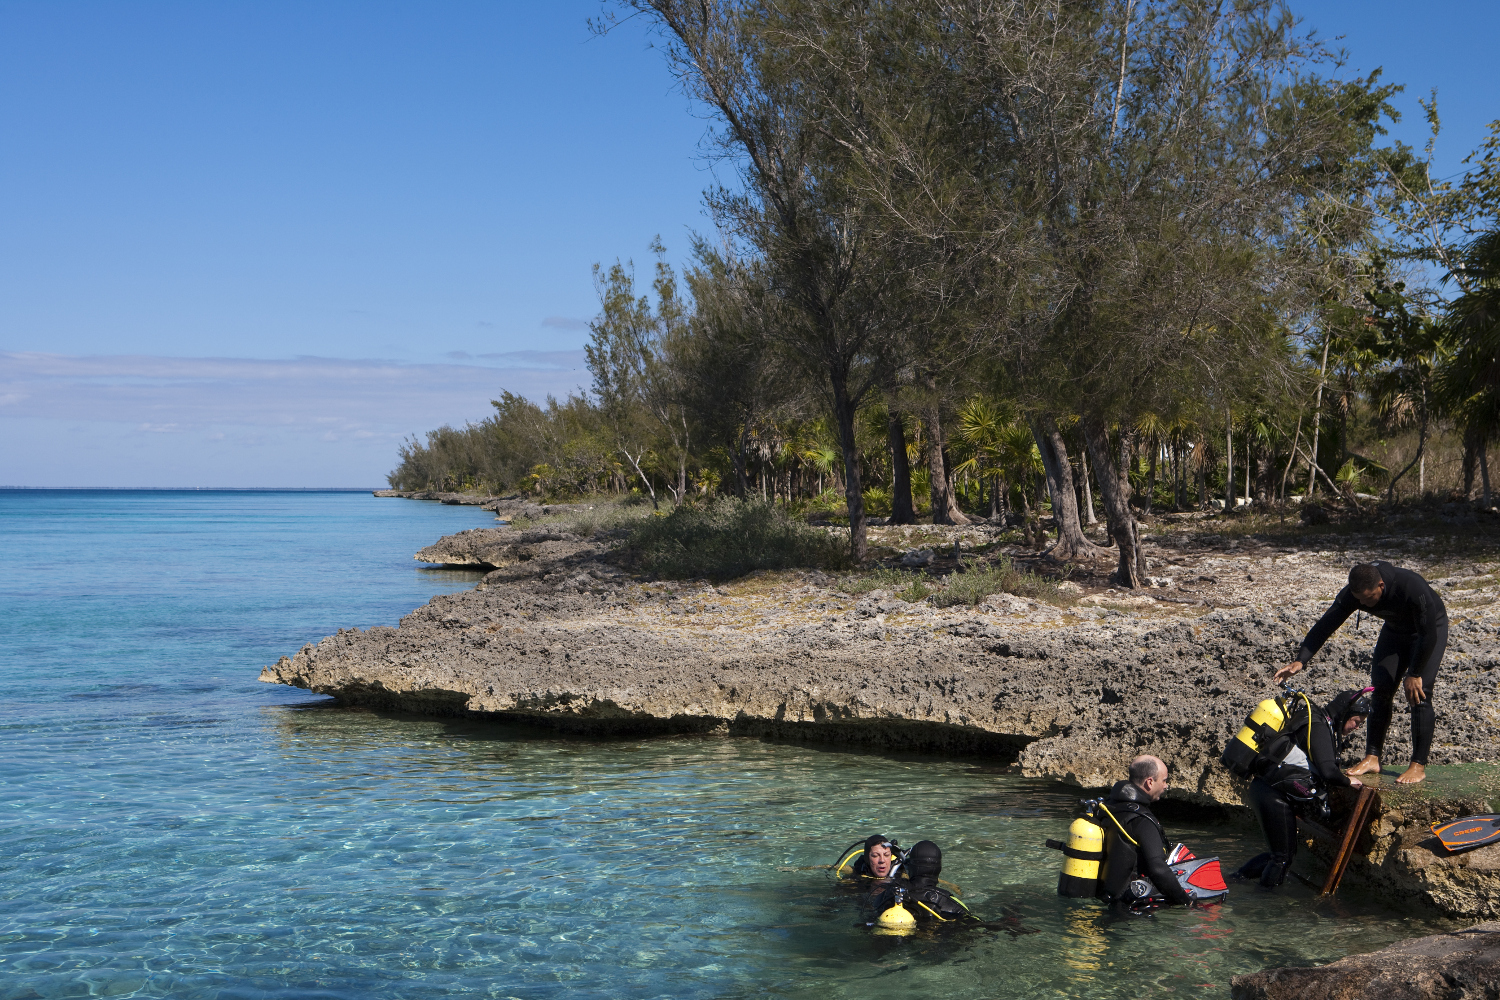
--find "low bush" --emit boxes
[932,558,1064,607]
[623,497,851,580]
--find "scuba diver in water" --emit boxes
[1096,756,1194,912]
[833,834,905,881]
[1233,688,1370,888]
[872,841,968,924]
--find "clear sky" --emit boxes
[2,0,1497,486]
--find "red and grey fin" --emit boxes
[1172,857,1228,901]
[1431,815,1500,854]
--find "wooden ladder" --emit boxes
[1321,785,1378,896]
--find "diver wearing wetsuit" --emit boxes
[848,834,903,881]
[1097,757,1192,911]
[873,841,966,922]
[1239,689,1369,887]
[1276,562,1447,785]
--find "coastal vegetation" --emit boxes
[391,0,1500,589]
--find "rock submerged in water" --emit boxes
[1230,922,1500,999]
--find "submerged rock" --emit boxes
[1230,922,1500,999]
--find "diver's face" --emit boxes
[1354,582,1384,608]
[867,843,892,878]
[1343,714,1367,735]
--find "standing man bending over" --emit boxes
[1274,562,1447,784]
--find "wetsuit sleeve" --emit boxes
[1296,590,1357,664]
[1134,818,1192,905]
[1309,718,1352,788]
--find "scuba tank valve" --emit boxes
[873,887,917,935]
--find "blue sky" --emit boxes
[1,0,1497,486]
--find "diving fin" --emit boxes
[1431,815,1500,854]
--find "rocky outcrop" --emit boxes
[373,490,595,521]
[1308,787,1500,919]
[1230,923,1500,999]
[261,518,1500,915]
[413,528,589,569]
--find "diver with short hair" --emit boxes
[1275,561,1447,784]
[1237,689,1369,888]
[872,841,967,923]
[845,834,902,881]
[1096,756,1193,911]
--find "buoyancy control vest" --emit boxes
[1221,690,1329,818]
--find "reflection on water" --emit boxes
[0,491,1452,999]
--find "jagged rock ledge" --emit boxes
[262,523,1500,917]
[1231,922,1500,999]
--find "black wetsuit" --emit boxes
[874,877,967,922]
[873,840,968,924]
[1241,699,1352,887]
[1297,562,1447,765]
[1096,781,1191,908]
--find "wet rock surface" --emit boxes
[1230,922,1500,999]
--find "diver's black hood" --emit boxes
[864,834,890,854]
[905,840,942,880]
[1325,688,1373,730]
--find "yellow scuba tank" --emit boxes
[1052,802,1107,897]
[874,902,917,935]
[1221,692,1313,780]
[873,887,918,936]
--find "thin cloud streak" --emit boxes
[0,352,590,429]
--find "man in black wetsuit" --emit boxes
[1274,562,1447,784]
[1238,689,1369,888]
[1096,756,1192,912]
[872,841,967,923]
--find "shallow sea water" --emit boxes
[0,490,1450,999]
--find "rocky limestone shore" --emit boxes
[1231,922,1500,999]
[262,511,1500,916]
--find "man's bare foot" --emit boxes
[1347,755,1381,776]
[1397,762,1426,784]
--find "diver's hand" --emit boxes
[1347,776,1363,789]
[1274,661,1303,684]
[1404,675,1426,706]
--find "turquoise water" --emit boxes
[0,491,1447,999]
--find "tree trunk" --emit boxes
[732,426,750,499]
[1225,409,1235,512]
[1482,437,1492,509]
[1031,416,1104,562]
[1385,413,1430,505]
[1464,424,1480,499]
[831,372,868,563]
[1080,446,1098,525]
[921,378,970,525]
[886,408,916,524]
[1144,438,1157,514]
[1084,417,1145,587]
[1309,336,1330,496]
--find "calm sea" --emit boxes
[0,490,1443,999]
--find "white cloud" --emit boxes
[0,352,594,486]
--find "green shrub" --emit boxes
[623,497,850,580]
[837,567,921,594]
[933,558,1064,607]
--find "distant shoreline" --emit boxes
[0,486,382,492]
